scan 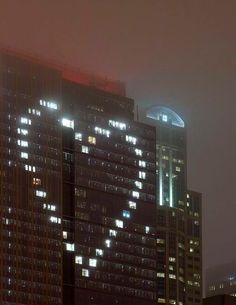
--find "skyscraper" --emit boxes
[0,49,202,305]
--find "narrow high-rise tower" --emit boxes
[144,106,202,305]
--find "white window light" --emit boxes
[47,101,58,110]
[20,117,31,125]
[115,219,123,228]
[138,160,146,168]
[50,216,61,224]
[157,272,165,278]
[96,249,103,256]
[94,126,110,138]
[135,181,142,189]
[105,239,111,248]
[176,166,181,172]
[40,99,58,110]
[162,114,168,122]
[82,145,89,154]
[62,118,74,129]
[88,136,96,145]
[28,108,41,116]
[95,249,104,256]
[75,256,83,265]
[82,269,89,277]
[33,178,41,185]
[17,128,28,136]
[132,191,139,199]
[145,226,150,234]
[169,257,176,262]
[75,133,82,141]
[109,120,126,130]
[135,148,142,156]
[139,171,146,180]
[122,210,130,218]
[36,190,46,198]
[63,231,68,239]
[125,135,137,145]
[65,243,74,252]
[89,258,97,267]
[24,165,36,172]
[20,152,28,159]
[169,274,176,279]
[109,229,117,237]
[17,140,28,147]
[128,201,136,209]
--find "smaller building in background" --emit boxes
[206,262,236,298]
[203,295,236,305]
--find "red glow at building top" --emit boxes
[0,46,126,96]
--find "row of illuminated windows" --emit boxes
[74,220,155,246]
[72,243,156,269]
[76,261,156,281]
[76,176,155,203]
[77,278,156,299]
[76,264,156,290]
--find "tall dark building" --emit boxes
[0,49,202,305]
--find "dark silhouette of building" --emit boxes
[0,49,202,305]
[204,295,236,305]
[206,262,236,298]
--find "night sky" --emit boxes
[1,0,236,280]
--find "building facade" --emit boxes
[0,50,202,305]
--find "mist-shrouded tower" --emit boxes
[144,106,202,305]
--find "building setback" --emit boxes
[0,50,202,305]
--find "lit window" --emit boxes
[17,140,28,147]
[88,136,96,145]
[128,201,136,209]
[25,165,36,172]
[125,135,137,145]
[33,178,41,185]
[82,146,89,154]
[190,248,194,253]
[82,268,89,277]
[50,216,61,224]
[132,191,139,199]
[122,210,130,218]
[89,258,97,267]
[62,118,74,129]
[138,171,146,179]
[36,190,46,198]
[134,148,142,156]
[75,133,82,141]
[176,166,181,172]
[162,114,168,122]
[94,126,110,137]
[17,128,28,135]
[115,219,123,228]
[65,243,74,252]
[109,229,117,237]
[138,160,146,168]
[40,99,58,110]
[158,298,166,304]
[145,226,150,234]
[135,181,142,189]
[20,117,31,125]
[63,231,68,239]
[105,239,111,248]
[169,257,176,262]
[169,274,176,279]
[109,120,126,130]
[20,152,28,159]
[157,272,165,278]
[28,108,41,116]
[96,249,103,256]
[75,256,83,264]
